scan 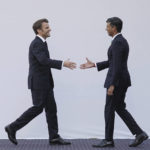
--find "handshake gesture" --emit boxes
[63,58,114,96]
[63,58,95,70]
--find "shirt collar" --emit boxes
[37,35,46,42]
[112,33,121,41]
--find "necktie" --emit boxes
[44,41,48,48]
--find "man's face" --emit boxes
[106,22,115,37]
[38,22,51,39]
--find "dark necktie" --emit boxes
[44,41,48,48]
[44,41,50,57]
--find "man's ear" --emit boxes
[113,26,117,32]
[37,29,41,34]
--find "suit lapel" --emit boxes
[107,34,122,59]
[107,45,112,59]
[36,36,50,58]
[44,42,50,58]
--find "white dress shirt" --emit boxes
[37,34,46,42]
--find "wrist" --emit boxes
[93,63,96,67]
[63,61,66,67]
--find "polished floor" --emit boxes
[0,139,149,150]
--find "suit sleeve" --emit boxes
[32,42,63,70]
[110,41,123,86]
[96,61,109,71]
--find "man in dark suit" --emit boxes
[5,18,76,145]
[80,17,148,147]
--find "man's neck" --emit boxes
[38,34,46,39]
[112,32,121,41]
[37,34,46,42]
[112,32,118,38]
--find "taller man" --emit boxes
[80,17,148,147]
[5,18,76,145]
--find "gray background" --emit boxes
[0,0,149,139]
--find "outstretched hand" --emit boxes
[63,59,77,70]
[80,58,95,69]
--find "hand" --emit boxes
[107,85,115,96]
[63,59,77,70]
[80,58,95,69]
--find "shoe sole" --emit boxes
[5,127,18,145]
[129,135,149,147]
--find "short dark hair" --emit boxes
[32,18,49,34]
[106,17,123,32]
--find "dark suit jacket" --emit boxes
[28,36,62,90]
[96,34,131,88]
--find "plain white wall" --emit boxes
[0,0,150,139]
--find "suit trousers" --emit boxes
[10,89,59,140]
[105,86,143,140]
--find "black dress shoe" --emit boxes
[5,125,18,145]
[92,139,114,148]
[50,137,71,145]
[129,132,148,147]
